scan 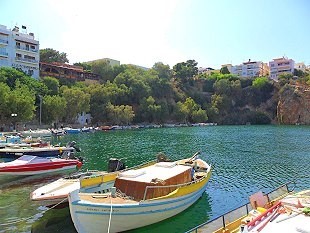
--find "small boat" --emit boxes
[51,129,67,136]
[0,141,80,159]
[64,128,81,134]
[68,152,212,233]
[0,155,83,177]
[31,158,126,207]
[20,129,52,138]
[30,170,114,207]
[188,182,310,233]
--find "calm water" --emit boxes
[0,125,309,233]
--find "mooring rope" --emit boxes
[107,194,113,233]
[0,197,68,226]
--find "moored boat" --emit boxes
[0,155,83,177]
[30,170,115,207]
[0,141,80,159]
[187,182,310,233]
[31,158,127,207]
[68,152,212,233]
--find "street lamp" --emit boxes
[38,95,42,126]
[11,113,17,131]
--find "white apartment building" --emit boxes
[269,57,295,81]
[230,59,269,78]
[0,24,39,79]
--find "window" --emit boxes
[27,70,33,76]
[31,45,35,49]
[16,53,22,57]
[16,42,20,48]
[26,44,29,50]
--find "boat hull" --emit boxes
[0,164,79,176]
[31,171,115,207]
[69,172,211,233]
[0,147,74,159]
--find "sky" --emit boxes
[1,0,309,69]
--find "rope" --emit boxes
[0,197,68,226]
[107,194,113,233]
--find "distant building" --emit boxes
[231,59,269,78]
[294,62,306,72]
[269,57,295,81]
[40,62,100,82]
[0,24,39,79]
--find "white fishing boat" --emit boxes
[30,170,115,207]
[31,158,126,207]
[68,152,212,233]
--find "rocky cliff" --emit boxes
[277,83,310,125]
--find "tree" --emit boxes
[73,62,92,71]
[62,88,90,123]
[192,109,208,123]
[152,62,172,80]
[91,59,114,82]
[174,97,207,123]
[252,77,269,89]
[41,76,60,96]
[213,79,231,95]
[173,60,198,82]
[140,96,162,123]
[0,67,28,89]
[278,73,293,86]
[42,95,66,124]
[5,83,36,123]
[40,48,69,63]
[106,103,135,125]
[220,66,230,74]
[0,83,10,122]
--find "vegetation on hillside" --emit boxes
[1,49,309,126]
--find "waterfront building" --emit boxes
[231,59,269,78]
[40,62,100,82]
[269,57,295,81]
[0,24,39,79]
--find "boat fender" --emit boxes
[76,161,83,169]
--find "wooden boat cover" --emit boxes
[115,162,192,200]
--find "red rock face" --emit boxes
[277,84,310,125]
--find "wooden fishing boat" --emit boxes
[68,152,212,233]
[187,182,310,233]
[0,155,83,177]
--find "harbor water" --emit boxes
[0,125,309,232]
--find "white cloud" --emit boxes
[46,0,184,68]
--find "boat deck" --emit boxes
[79,193,138,205]
[249,211,309,232]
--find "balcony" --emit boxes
[0,38,8,44]
[15,57,38,64]
[0,51,8,57]
[16,46,38,53]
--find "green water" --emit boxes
[0,125,309,233]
